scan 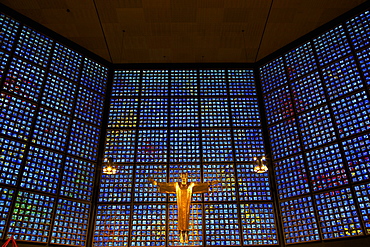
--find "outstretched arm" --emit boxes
[148,178,176,193]
[193,180,219,193]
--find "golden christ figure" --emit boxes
[149,173,219,243]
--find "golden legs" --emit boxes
[179,230,189,243]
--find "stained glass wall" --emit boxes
[260,9,370,245]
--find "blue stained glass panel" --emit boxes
[112,70,141,97]
[0,51,10,80]
[260,57,287,93]
[228,69,257,96]
[81,58,108,93]
[75,87,105,126]
[346,10,370,50]
[170,70,198,96]
[233,129,265,162]
[169,129,200,163]
[285,42,317,80]
[199,70,227,96]
[104,129,136,163]
[139,98,168,128]
[0,13,20,52]
[230,98,261,127]
[50,43,82,81]
[201,98,230,127]
[0,187,14,239]
[136,129,167,163]
[170,98,199,128]
[354,182,370,234]
[202,129,233,162]
[264,86,294,125]
[108,98,139,128]
[357,46,370,86]
[142,70,169,97]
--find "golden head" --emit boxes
[180,173,188,184]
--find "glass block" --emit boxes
[285,42,317,80]
[305,143,348,192]
[204,203,241,245]
[32,107,71,151]
[199,69,227,96]
[75,87,105,126]
[93,205,130,247]
[233,129,265,162]
[8,191,55,242]
[236,163,271,201]
[201,129,233,162]
[260,57,287,94]
[228,69,257,96]
[4,57,45,102]
[354,182,370,234]
[0,93,37,141]
[50,43,82,81]
[315,188,363,239]
[291,71,326,113]
[170,69,198,96]
[297,105,336,150]
[230,98,261,127]
[274,155,310,199]
[313,25,351,66]
[137,129,167,163]
[68,119,101,161]
[331,90,370,138]
[203,163,237,202]
[342,133,370,183]
[321,56,363,100]
[264,86,294,125]
[21,146,63,194]
[268,118,301,160]
[98,164,133,203]
[60,156,95,201]
[131,204,167,246]
[0,51,10,80]
[142,70,169,97]
[108,98,139,128]
[346,10,370,50]
[0,13,20,52]
[170,98,199,128]
[139,98,168,128]
[0,187,14,239]
[240,203,278,245]
[169,129,200,163]
[81,58,108,93]
[280,196,320,244]
[104,129,136,163]
[15,26,53,67]
[112,70,141,97]
[51,199,90,246]
[201,98,230,127]
[41,73,77,115]
[357,46,370,86]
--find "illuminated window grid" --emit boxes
[141,70,169,97]
[60,156,95,201]
[81,58,108,93]
[0,137,25,186]
[131,204,167,246]
[168,203,203,246]
[94,205,131,247]
[104,129,136,163]
[170,98,199,128]
[201,129,233,162]
[112,70,141,97]
[203,163,237,202]
[313,25,351,66]
[199,69,227,96]
[290,72,327,113]
[15,26,53,67]
[98,164,133,203]
[233,129,265,162]
[321,56,363,100]
[4,57,45,102]
[68,120,100,161]
[108,98,139,128]
[0,187,14,239]
[0,13,20,52]
[41,73,77,115]
[50,43,82,81]
[0,93,37,141]
[268,118,302,160]
[228,69,257,96]
[357,47,370,86]
[168,164,202,202]
[51,199,90,246]
[8,191,55,243]
[21,146,63,194]
[354,182,370,234]
[331,90,370,139]
[346,10,370,50]
[274,155,310,199]
[315,188,363,239]
[201,98,230,128]
[139,98,168,128]
[280,196,320,244]
[230,98,261,127]
[263,86,294,125]
[170,70,198,96]
[342,133,370,183]
[0,51,10,79]
[240,203,278,245]
[284,42,317,80]
[75,87,105,126]
[236,163,272,201]
[204,203,241,246]
[305,143,348,192]
[133,164,167,202]
[32,107,71,151]
[136,129,167,163]
[259,57,287,94]
[169,129,200,163]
